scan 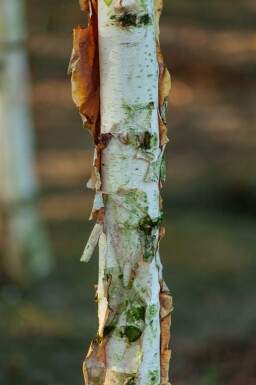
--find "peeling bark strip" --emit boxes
[69,0,172,384]
[69,0,100,144]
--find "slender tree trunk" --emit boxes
[70,0,172,384]
[0,0,54,283]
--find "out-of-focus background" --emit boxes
[0,0,256,384]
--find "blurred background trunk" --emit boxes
[0,0,54,284]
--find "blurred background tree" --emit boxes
[0,0,255,384]
[0,0,54,284]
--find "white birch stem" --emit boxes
[70,0,173,384]
[0,0,54,283]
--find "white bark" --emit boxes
[98,0,161,383]
[70,0,172,384]
[0,0,54,283]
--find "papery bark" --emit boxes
[70,0,172,384]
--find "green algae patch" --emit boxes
[143,131,153,150]
[123,189,148,210]
[144,233,157,262]
[104,0,113,6]
[103,324,115,338]
[128,131,138,148]
[147,369,159,385]
[138,0,147,11]
[138,214,163,262]
[140,14,151,25]
[127,305,146,323]
[119,326,142,343]
[160,154,167,182]
[123,102,153,118]
[138,214,163,235]
[110,13,152,28]
[110,189,148,227]
[146,304,159,320]
[140,131,158,151]
[125,130,158,151]
[117,13,137,27]
[114,103,157,153]
[124,326,142,342]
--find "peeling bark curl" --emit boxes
[69,0,100,144]
[155,0,171,146]
[160,281,173,385]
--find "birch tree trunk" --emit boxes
[0,0,54,283]
[70,0,172,384]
